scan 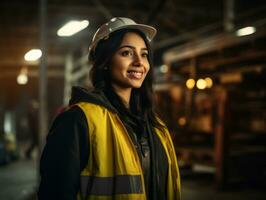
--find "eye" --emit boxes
[141,52,149,58]
[121,50,133,57]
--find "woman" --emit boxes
[38,17,181,200]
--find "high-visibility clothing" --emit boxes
[76,102,181,200]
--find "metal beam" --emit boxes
[163,26,266,63]
[91,0,113,20]
[0,56,65,68]
[0,69,64,78]
[200,51,266,69]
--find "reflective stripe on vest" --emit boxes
[80,175,142,196]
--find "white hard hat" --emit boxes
[89,17,157,55]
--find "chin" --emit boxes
[130,81,144,88]
[132,85,142,88]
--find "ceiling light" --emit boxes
[17,67,28,85]
[17,74,28,85]
[196,79,207,90]
[24,49,42,61]
[205,77,213,88]
[57,20,89,37]
[236,26,256,37]
[186,78,195,89]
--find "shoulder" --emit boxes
[58,105,83,118]
[50,106,87,130]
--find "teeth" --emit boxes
[128,71,142,79]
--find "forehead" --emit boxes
[120,32,147,48]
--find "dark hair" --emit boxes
[89,29,164,129]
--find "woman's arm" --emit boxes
[38,107,89,200]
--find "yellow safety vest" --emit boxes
[76,102,181,200]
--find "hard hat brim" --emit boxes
[90,24,156,49]
[116,23,157,42]
[88,18,157,60]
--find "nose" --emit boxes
[133,53,143,66]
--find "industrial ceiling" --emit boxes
[0,0,265,108]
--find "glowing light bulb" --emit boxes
[236,26,256,37]
[186,78,195,89]
[17,73,28,85]
[57,20,89,37]
[24,49,42,61]
[196,79,207,90]
[205,77,213,88]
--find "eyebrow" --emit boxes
[118,45,148,51]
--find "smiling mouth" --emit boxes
[127,71,143,79]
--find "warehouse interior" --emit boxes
[0,0,266,199]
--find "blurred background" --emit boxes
[0,0,266,199]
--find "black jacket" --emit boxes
[38,87,168,200]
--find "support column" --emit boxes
[39,0,48,154]
[224,0,235,32]
[214,87,230,188]
[64,54,73,105]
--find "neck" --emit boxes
[111,85,132,108]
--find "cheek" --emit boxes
[110,65,125,81]
[110,59,121,77]
[110,60,129,75]
[145,62,150,74]
[147,64,150,71]
[110,67,118,80]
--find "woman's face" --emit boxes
[110,32,150,91]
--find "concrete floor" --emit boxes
[0,158,38,200]
[0,158,265,200]
[181,174,266,200]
